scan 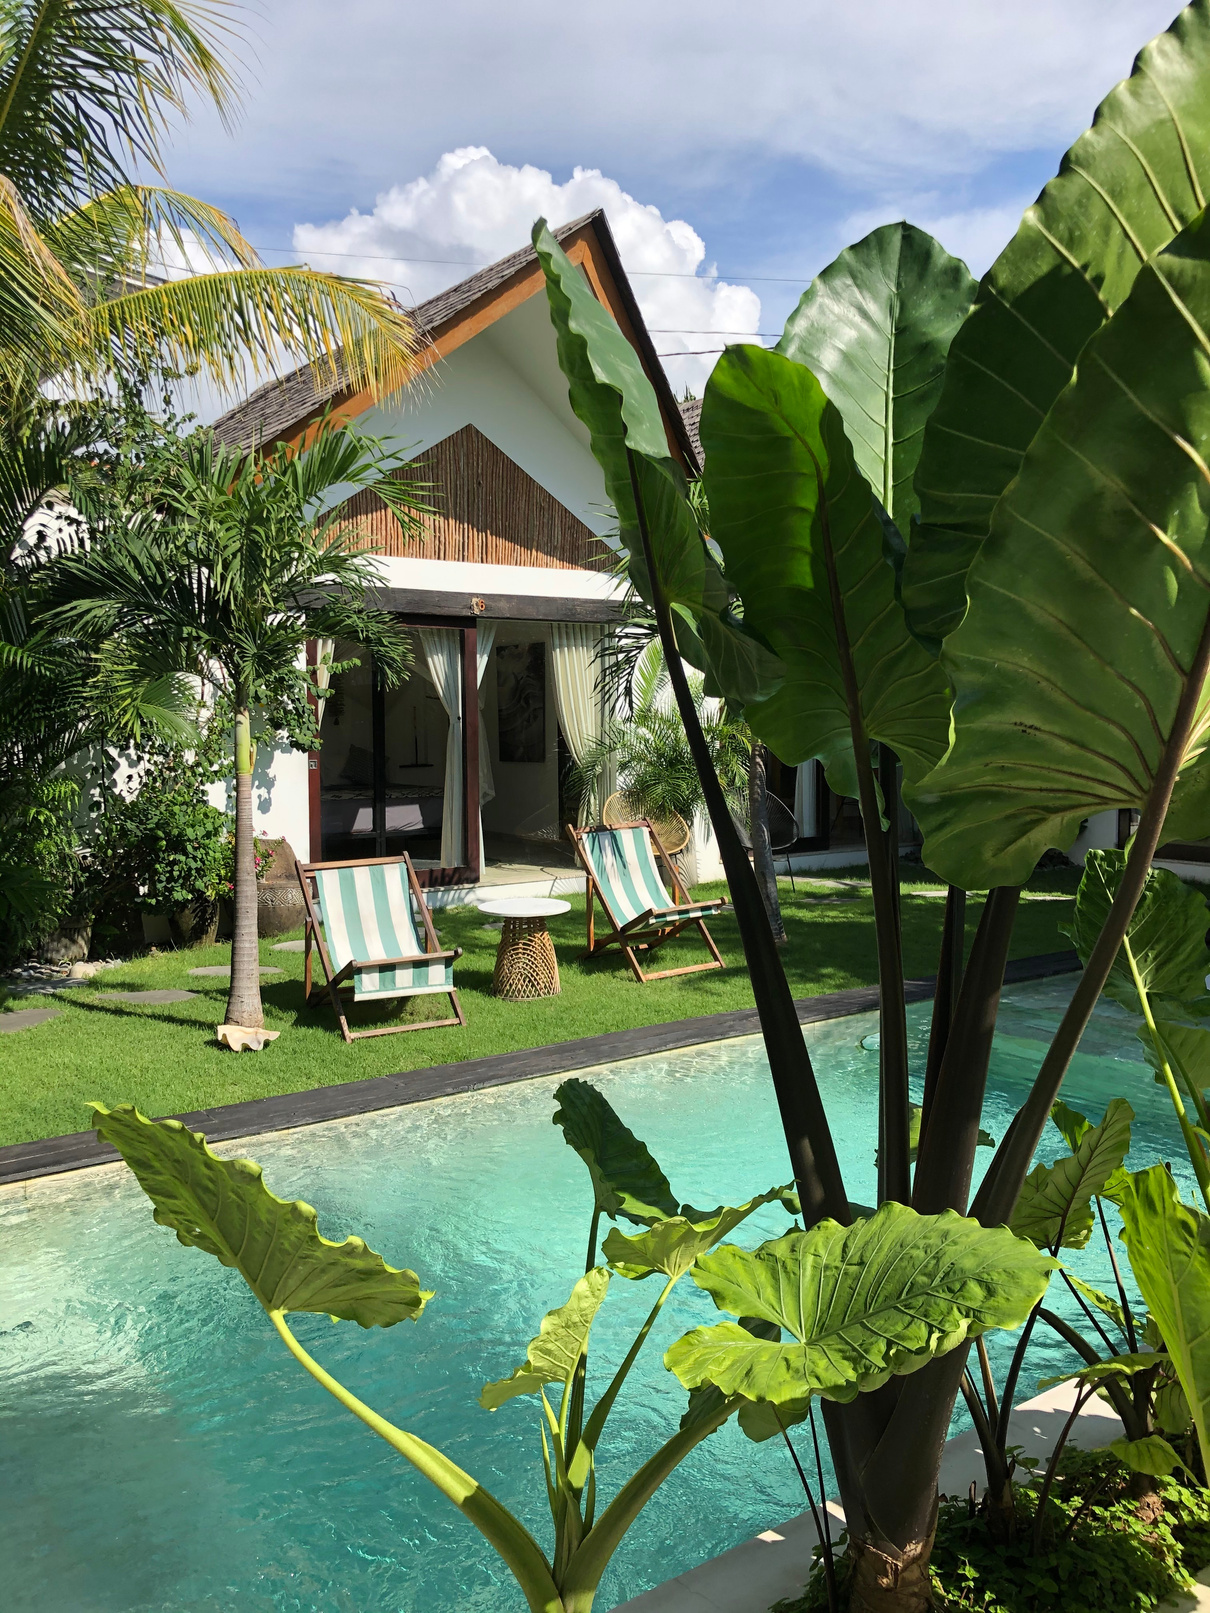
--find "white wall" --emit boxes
[1066,809,1119,866]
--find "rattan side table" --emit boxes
[477,897,571,1000]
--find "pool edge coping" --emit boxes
[0,950,1079,1185]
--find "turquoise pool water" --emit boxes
[0,979,1195,1613]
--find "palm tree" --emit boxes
[42,418,426,1036]
[0,1,415,409]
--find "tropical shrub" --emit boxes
[89,768,231,918]
[93,1078,1053,1613]
[520,6,1210,1606]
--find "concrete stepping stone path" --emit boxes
[271,939,305,952]
[0,1008,60,1032]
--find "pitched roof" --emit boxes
[210,211,700,472]
[679,397,703,464]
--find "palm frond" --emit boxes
[0,172,83,382]
[79,263,419,398]
[47,183,260,289]
[0,0,240,218]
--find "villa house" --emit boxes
[211,211,863,902]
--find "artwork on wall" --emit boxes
[496,641,546,763]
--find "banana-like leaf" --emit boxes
[1110,1433,1190,1478]
[1142,1018,1210,1090]
[664,1206,1054,1407]
[1066,1273,1129,1336]
[909,211,1210,888]
[1010,1098,1134,1251]
[1155,1374,1193,1435]
[906,1,1210,650]
[479,1268,610,1410]
[1117,1164,1210,1467]
[737,1394,813,1444]
[1064,851,1209,1014]
[602,1185,793,1280]
[91,1104,431,1326]
[701,344,950,796]
[531,221,783,705]
[1038,1352,1160,1390]
[778,222,976,542]
[552,1078,679,1226]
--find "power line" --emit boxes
[249,240,812,285]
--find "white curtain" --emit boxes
[795,760,818,837]
[475,621,497,858]
[419,628,464,867]
[550,622,608,824]
[314,638,335,727]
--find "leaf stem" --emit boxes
[1096,1197,1138,1355]
[624,448,849,1227]
[267,1311,562,1613]
[1123,935,1210,1211]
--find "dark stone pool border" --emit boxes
[0,951,1079,1186]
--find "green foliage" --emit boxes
[666,1206,1055,1408]
[1010,1098,1134,1251]
[552,1077,681,1225]
[700,343,950,799]
[89,765,231,915]
[480,1269,610,1409]
[0,768,81,963]
[906,0,1210,650]
[90,1102,432,1326]
[1064,851,1209,1016]
[1118,1164,1210,1476]
[910,209,1210,888]
[531,220,783,707]
[777,221,976,541]
[602,1189,793,1281]
[782,1449,1210,1613]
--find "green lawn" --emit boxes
[0,870,1080,1148]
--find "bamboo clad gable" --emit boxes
[337,423,608,571]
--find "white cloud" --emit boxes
[292,148,763,393]
[169,1,1179,208]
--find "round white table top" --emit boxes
[477,897,571,920]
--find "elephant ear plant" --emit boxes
[526,8,1210,1607]
[92,1076,1052,1613]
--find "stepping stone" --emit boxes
[0,1008,60,1032]
[188,965,283,977]
[272,939,305,952]
[99,989,198,1005]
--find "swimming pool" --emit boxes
[0,979,1192,1612]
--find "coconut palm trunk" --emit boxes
[225,700,263,1030]
[748,741,787,943]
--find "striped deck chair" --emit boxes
[297,854,465,1042]
[567,819,727,983]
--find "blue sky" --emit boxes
[159,0,1182,392]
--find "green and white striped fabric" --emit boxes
[583,826,717,929]
[313,862,451,1000]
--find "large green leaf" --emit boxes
[906,1,1210,650]
[1064,851,1209,1014]
[908,209,1210,888]
[602,1186,792,1280]
[1010,1097,1135,1251]
[552,1078,679,1226]
[778,222,976,541]
[664,1205,1054,1407]
[1142,1018,1210,1090]
[479,1268,610,1410]
[1118,1163,1210,1467]
[701,344,950,796]
[91,1103,431,1326]
[532,221,782,704]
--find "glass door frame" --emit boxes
[307,618,481,887]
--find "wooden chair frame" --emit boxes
[567,818,727,984]
[297,852,466,1043]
